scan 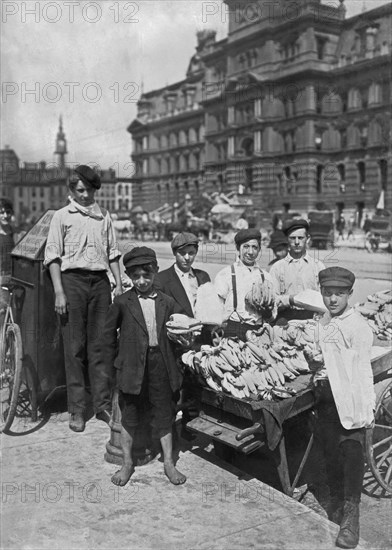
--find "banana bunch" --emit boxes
[355,290,392,341]
[181,332,311,401]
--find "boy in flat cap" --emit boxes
[44,165,122,432]
[155,232,210,437]
[102,247,186,486]
[307,267,375,549]
[214,228,276,341]
[269,218,325,323]
[155,232,210,317]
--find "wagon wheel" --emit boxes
[364,381,392,497]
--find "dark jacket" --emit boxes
[155,264,210,317]
[102,287,183,394]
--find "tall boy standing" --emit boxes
[44,166,122,432]
[309,267,375,549]
[102,247,186,486]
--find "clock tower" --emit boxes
[54,115,67,168]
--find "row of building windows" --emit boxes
[135,126,205,153]
[227,83,384,123]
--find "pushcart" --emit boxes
[0,211,66,436]
[187,347,392,497]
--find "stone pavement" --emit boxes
[1,413,372,550]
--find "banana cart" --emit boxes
[187,347,392,497]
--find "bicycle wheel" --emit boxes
[0,323,23,433]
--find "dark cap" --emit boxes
[283,218,309,235]
[74,165,101,190]
[268,230,288,249]
[171,232,199,252]
[234,228,261,248]
[123,246,157,269]
[319,267,355,288]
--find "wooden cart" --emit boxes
[187,347,392,497]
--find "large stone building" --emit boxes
[128,0,391,223]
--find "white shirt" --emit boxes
[315,307,375,428]
[269,252,325,308]
[174,264,198,314]
[214,259,273,324]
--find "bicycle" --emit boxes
[0,283,23,433]
[0,283,50,435]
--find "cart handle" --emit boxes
[236,422,264,441]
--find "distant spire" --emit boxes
[362,0,367,13]
[55,115,67,168]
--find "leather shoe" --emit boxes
[336,500,360,549]
[69,412,85,432]
[96,410,112,425]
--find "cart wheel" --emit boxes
[5,357,51,436]
[365,381,392,496]
[0,323,23,433]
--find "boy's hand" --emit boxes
[112,283,123,297]
[54,290,68,315]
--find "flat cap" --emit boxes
[268,230,288,249]
[283,218,309,235]
[234,228,261,247]
[171,232,199,252]
[319,267,355,288]
[123,246,157,269]
[74,165,101,190]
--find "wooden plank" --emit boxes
[187,415,264,453]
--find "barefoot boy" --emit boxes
[102,246,186,486]
[310,267,375,549]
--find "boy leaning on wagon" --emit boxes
[44,165,123,433]
[306,266,375,549]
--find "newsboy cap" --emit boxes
[74,165,101,190]
[268,230,288,249]
[234,228,261,247]
[319,267,355,288]
[283,218,310,235]
[171,232,199,252]
[123,246,157,269]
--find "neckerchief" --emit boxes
[68,196,104,221]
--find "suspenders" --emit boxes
[230,264,264,323]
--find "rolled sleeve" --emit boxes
[106,214,121,262]
[44,211,64,267]
[352,323,376,413]
[214,267,231,301]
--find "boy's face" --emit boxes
[321,286,352,317]
[0,208,13,227]
[238,239,261,266]
[287,228,309,258]
[127,266,156,295]
[71,180,95,207]
[174,244,198,273]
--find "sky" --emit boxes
[1,0,388,176]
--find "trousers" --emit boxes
[60,270,112,414]
[313,380,365,502]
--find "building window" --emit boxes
[194,180,199,192]
[357,161,366,191]
[338,164,346,193]
[19,187,23,197]
[316,37,326,60]
[315,133,322,150]
[32,202,36,211]
[316,165,323,193]
[379,159,388,191]
[41,202,45,211]
[32,188,36,197]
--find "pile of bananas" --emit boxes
[355,290,392,341]
[181,332,310,401]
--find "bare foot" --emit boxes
[111,464,135,486]
[164,462,186,485]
